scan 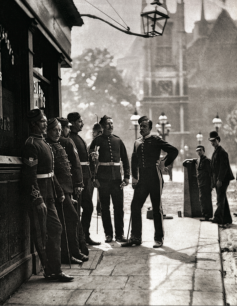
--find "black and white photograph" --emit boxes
[0,0,237,305]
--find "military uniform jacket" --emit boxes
[46,138,74,194]
[194,156,212,188]
[132,135,178,180]
[210,145,234,184]
[89,134,130,180]
[59,136,84,188]
[69,130,91,179]
[22,134,64,207]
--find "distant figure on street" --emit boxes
[67,112,100,246]
[46,118,88,264]
[209,131,234,225]
[89,115,130,243]
[22,109,73,282]
[57,117,89,256]
[183,145,213,221]
[122,116,178,248]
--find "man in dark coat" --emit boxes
[57,117,89,256]
[67,112,100,246]
[209,131,234,225]
[46,118,88,264]
[122,116,178,248]
[22,109,73,282]
[183,145,213,221]
[89,115,130,243]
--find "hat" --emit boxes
[196,145,205,152]
[99,115,112,126]
[93,123,102,131]
[67,112,81,122]
[27,108,44,122]
[138,116,149,125]
[47,118,59,131]
[208,131,219,141]
[57,117,72,127]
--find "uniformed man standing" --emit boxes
[67,112,100,246]
[46,118,88,263]
[183,145,213,221]
[122,116,178,248]
[22,109,73,281]
[57,117,89,255]
[90,115,130,243]
[209,131,234,225]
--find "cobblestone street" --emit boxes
[4,170,231,306]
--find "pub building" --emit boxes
[0,0,83,302]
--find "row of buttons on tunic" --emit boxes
[141,142,145,167]
[108,137,113,162]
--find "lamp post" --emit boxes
[184,145,189,159]
[212,113,222,133]
[196,132,203,145]
[81,1,169,38]
[130,109,140,139]
[156,112,171,141]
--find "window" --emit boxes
[156,47,172,65]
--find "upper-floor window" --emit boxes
[156,47,172,66]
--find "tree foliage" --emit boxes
[62,48,137,152]
[222,107,237,162]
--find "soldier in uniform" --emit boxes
[46,118,88,263]
[22,109,73,281]
[209,131,234,225]
[122,116,178,248]
[183,145,213,221]
[57,117,89,256]
[90,115,130,243]
[67,112,100,246]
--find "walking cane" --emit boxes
[61,202,71,269]
[126,214,132,241]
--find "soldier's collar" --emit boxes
[143,133,151,140]
[30,133,44,139]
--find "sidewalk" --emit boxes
[4,175,225,306]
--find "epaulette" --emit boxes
[112,134,120,138]
[150,135,162,140]
[25,136,34,145]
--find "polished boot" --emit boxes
[86,237,101,246]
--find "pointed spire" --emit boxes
[201,0,205,21]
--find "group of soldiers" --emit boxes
[22,108,234,282]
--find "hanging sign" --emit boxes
[0,25,14,66]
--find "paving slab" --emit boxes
[192,292,224,305]
[86,289,192,306]
[194,269,223,292]
[112,263,167,276]
[196,252,221,270]
[167,264,195,276]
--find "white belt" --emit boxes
[99,162,120,166]
[80,162,90,166]
[37,172,54,179]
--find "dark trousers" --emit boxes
[214,182,232,225]
[80,178,94,240]
[29,198,62,275]
[199,186,213,218]
[56,193,81,262]
[131,168,164,241]
[98,179,124,238]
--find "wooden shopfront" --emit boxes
[0,1,83,303]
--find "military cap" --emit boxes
[99,115,112,126]
[93,123,102,131]
[138,116,149,125]
[47,118,59,131]
[196,145,205,152]
[209,131,220,141]
[26,108,44,122]
[57,117,72,127]
[67,112,81,122]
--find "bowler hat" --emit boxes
[209,131,219,141]
[57,117,72,127]
[67,112,81,122]
[47,118,59,131]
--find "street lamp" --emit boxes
[196,132,203,145]
[184,145,189,159]
[81,1,169,38]
[130,109,140,139]
[156,112,171,141]
[212,113,222,132]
